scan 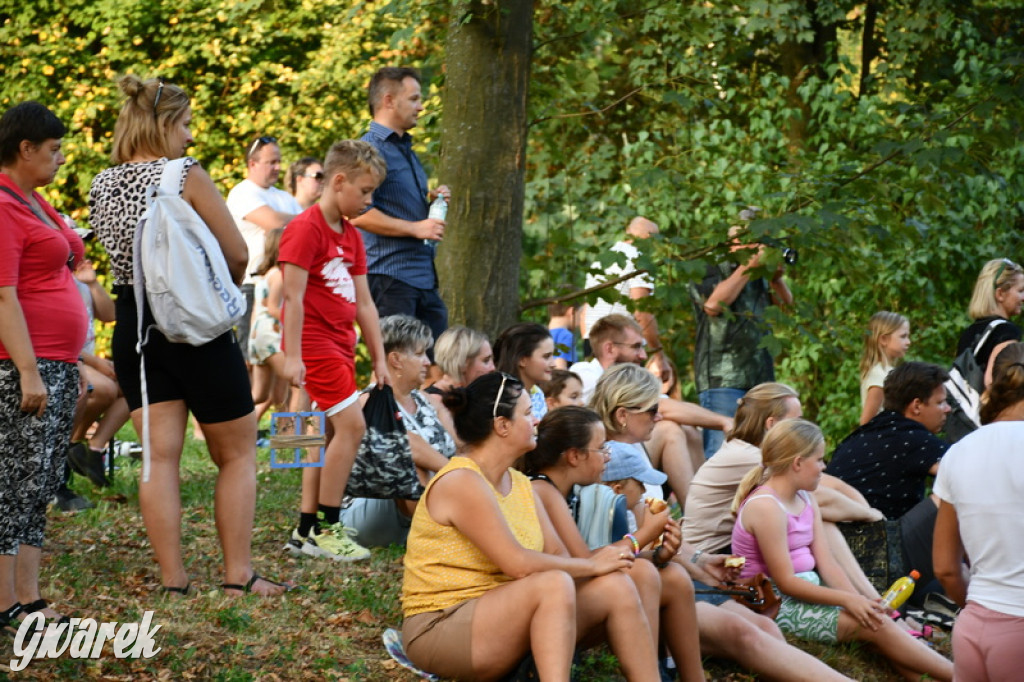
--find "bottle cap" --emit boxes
[909,570,920,580]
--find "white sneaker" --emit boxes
[302,523,370,562]
[283,527,305,556]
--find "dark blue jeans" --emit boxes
[698,387,745,458]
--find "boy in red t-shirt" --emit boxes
[279,140,390,561]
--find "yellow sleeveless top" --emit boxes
[401,456,543,617]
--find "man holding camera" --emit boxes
[688,213,793,458]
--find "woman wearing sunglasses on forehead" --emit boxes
[285,156,324,210]
[401,372,661,681]
[89,75,291,596]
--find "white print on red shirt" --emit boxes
[320,246,356,303]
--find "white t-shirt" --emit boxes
[226,179,302,284]
[569,358,606,405]
[581,241,654,339]
[933,421,1024,617]
[859,362,892,413]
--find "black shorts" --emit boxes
[112,286,254,424]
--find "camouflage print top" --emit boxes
[689,263,776,394]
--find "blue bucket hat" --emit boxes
[601,441,667,485]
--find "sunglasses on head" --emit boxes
[152,77,165,119]
[994,258,1020,290]
[248,135,277,159]
[492,372,523,419]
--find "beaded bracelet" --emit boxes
[623,533,640,557]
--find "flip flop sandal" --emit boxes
[222,573,297,594]
[21,599,71,625]
[161,583,191,596]
[0,603,23,637]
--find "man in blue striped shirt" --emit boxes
[352,67,449,347]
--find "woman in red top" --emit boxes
[0,101,88,630]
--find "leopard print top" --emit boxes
[88,157,198,285]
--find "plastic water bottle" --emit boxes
[425,196,447,246]
[880,570,920,611]
[428,195,448,222]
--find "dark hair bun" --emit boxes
[441,386,471,415]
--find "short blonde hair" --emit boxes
[732,419,823,513]
[110,75,190,164]
[590,314,643,351]
[590,363,660,436]
[968,259,1024,320]
[435,326,489,384]
[323,139,386,183]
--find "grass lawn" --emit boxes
[3,425,945,680]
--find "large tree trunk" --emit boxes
[437,0,534,339]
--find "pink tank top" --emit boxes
[731,488,816,578]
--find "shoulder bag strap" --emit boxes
[973,318,1008,356]
[0,185,57,227]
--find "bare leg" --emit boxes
[697,602,853,681]
[318,403,366,508]
[837,610,953,681]
[681,425,705,471]
[465,570,577,682]
[822,522,881,598]
[132,401,189,590]
[13,546,63,619]
[250,363,274,407]
[645,421,698,506]
[201,410,285,596]
[656,565,705,682]
[576,571,661,681]
[72,368,118,442]
[625,559,662,651]
[89,397,130,451]
[0,555,16,611]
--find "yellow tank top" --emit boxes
[401,456,543,617]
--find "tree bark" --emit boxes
[437,0,534,339]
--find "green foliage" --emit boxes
[0,0,443,217]
[4,0,1023,444]
[523,0,1024,443]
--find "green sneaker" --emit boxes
[302,523,370,562]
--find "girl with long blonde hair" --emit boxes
[730,419,953,681]
[858,312,910,424]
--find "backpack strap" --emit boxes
[133,158,188,485]
[159,157,188,196]
[972,318,1008,357]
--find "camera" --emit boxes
[782,247,798,266]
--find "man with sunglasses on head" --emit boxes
[226,135,302,356]
[351,67,449,349]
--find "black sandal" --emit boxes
[161,583,191,596]
[20,599,71,625]
[222,573,295,594]
[1,603,23,636]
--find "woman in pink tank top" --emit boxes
[731,419,953,681]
